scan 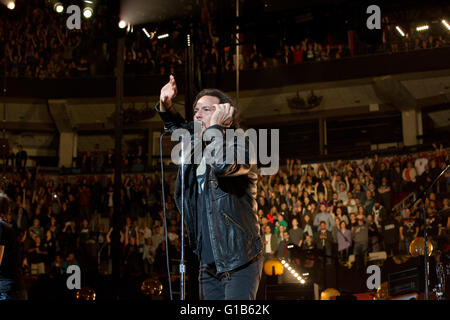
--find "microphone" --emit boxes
[163,121,195,134]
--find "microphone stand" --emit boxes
[180,133,186,300]
[413,163,449,300]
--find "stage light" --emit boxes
[395,26,405,37]
[442,19,450,31]
[263,258,284,276]
[416,25,429,32]
[142,28,151,38]
[7,1,15,10]
[84,0,93,3]
[118,20,127,29]
[157,33,169,40]
[141,278,163,296]
[83,7,93,18]
[54,2,64,13]
[126,23,134,33]
[300,279,306,284]
[281,260,286,265]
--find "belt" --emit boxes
[219,253,263,281]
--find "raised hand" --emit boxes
[159,75,177,111]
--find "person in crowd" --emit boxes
[313,204,334,232]
[352,217,368,271]
[399,209,419,254]
[263,225,279,260]
[337,221,352,266]
[314,221,333,265]
[288,218,303,247]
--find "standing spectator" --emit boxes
[371,200,387,230]
[142,237,155,276]
[263,225,279,260]
[402,161,417,192]
[15,145,27,174]
[276,229,290,259]
[28,219,44,242]
[91,144,103,173]
[377,177,392,211]
[337,221,352,265]
[288,218,303,247]
[62,253,78,274]
[390,161,403,193]
[151,224,163,251]
[301,213,314,238]
[399,209,419,254]
[352,217,368,271]
[78,185,91,222]
[345,192,358,215]
[362,191,375,215]
[274,213,288,235]
[335,206,349,226]
[313,204,334,232]
[291,44,303,64]
[314,221,333,265]
[381,212,400,257]
[42,229,56,266]
[12,206,29,233]
[123,236,140,277]
[367,214,380,252]
[27,237,47,275]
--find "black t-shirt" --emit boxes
[382,217,399,244]
[401,218,418,239]
[0,219,21,279]
[425,215,440,238]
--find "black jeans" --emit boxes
[199,255,264,300]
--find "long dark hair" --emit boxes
[193,88,239,129]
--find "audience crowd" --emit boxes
[1,142,448,297]
[1,1,448,79]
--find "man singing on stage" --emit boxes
[156,75,263,300]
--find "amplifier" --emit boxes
[388,267,420,297]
